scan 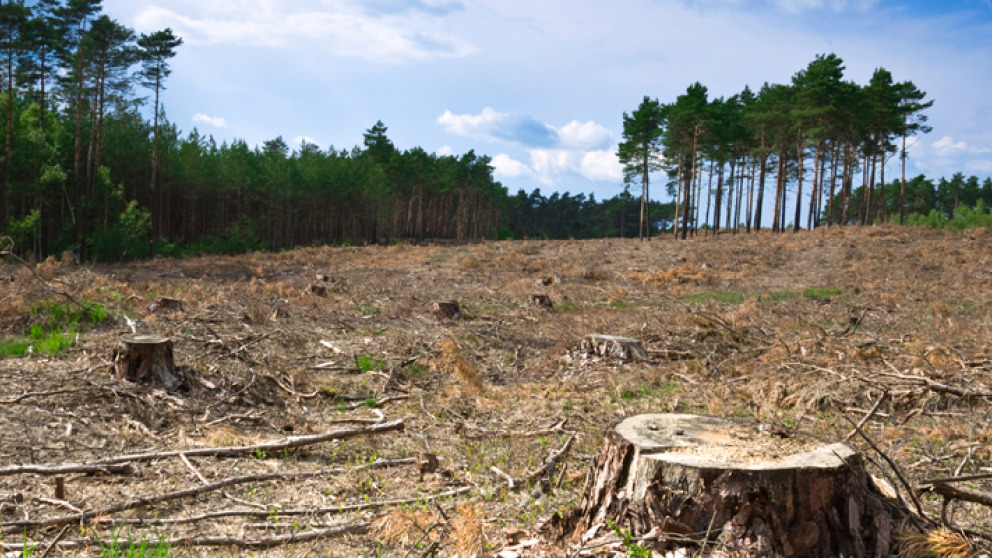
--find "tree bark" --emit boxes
[547,414,906,557]
[113,334,184,392]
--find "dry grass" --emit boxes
[2,226,992,556]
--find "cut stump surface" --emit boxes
[549,413,905,558]
[114,334,184,392]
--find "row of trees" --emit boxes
[0,1,512,260]
[0,0,182,260]
[619,53,935,238]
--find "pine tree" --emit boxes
[617,96,664,241]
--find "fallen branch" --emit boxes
[2,468,346,533]
[0,420,404,474]
[842,415,925,518]
[0,462,132,477]
[523,433,577,483]
[0,389,90,405]
[844,390,888,442]
[927,482,992,508]
[0,522,370,552]
[97,486,471,527]
[920,472,992,485]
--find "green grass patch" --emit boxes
[356,355,385,372]
[0,299,107,358]
[356,305,378,315]
[684,290,747,304]
[32,300,107,330]
[609,300,631,308]
[557,302,575,312]
[0,323,78,358]
[802,287,842,299]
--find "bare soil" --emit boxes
[2,225,991,557]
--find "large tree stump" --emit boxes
[114,334,184,392]
[548,414,904,557]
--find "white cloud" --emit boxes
[438,108,612,150]
[437,145,454,156]
[580,149,623,182]
[134,1,475,63]
[491,153,531,178]
[192,113,227,128]
[932,136,992,155]
[557,120,612,150]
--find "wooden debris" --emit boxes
[149,297,183,313]
[431,300,461,320]
[579,334,648,361]
[547,413,908,557]
[113,334,185,392]
[309,283,328,297]
[530,294,553,309]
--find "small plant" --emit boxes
[609,300,631,308]
[356,305,378,314]
[557,302,575,311]
[255,448,267,460]
[609,521,652,558]
[356,355,385,372]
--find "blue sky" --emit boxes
[102,0,992,201]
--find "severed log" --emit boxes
[579,334,648,361]
[431,300,461,320]
[113,334,185,392]
[547,413,909,557]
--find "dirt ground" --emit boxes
[1,225,991,557]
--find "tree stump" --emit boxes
[114,334,184,392]
[432,301,461,320]
[548,414,903,557]
[579,334,648,361]
[309,283,328,297]
[530,294,554,309]
[148,297,183,313]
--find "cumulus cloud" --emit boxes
[437,108,557,146]
[491,153,532,178]
[192,113,226,128]
[438,107,622,185]
[932,136,992,155]
[580,149,624,182]
[438,108,611,150]
[437,145,454,156]
[134,0,475,62]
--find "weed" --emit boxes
[557,302,575,311]
[356,305,378,315]
[609,300,631,308]
[356,355,385,372]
